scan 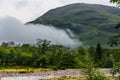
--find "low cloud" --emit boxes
[0,16,82,48]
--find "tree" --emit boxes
[110,0,120,6]
[36,55,49,68]
[36,39,51,54]
[95,42,102,62]
[59,52,77,69]
[20,52,32,66]
[88,46,96,58]
[82,57,107,80]
[111,62,120,80]
[1,42,9,47]
[109,1,120,78]
[8,41,15,46]
[77,47,88,55]
[108,0,120,46]
[108,35,120,46]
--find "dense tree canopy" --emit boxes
[0,40,119,69]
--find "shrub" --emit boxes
[50,66,58,71]
[92,72,107,80]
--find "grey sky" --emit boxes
[0,0,115,23]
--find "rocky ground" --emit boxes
[0,69,112,80]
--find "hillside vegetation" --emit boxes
[28,3,120,46]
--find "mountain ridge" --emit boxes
[27,3,120,47]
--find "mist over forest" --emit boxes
[0,16,81,48]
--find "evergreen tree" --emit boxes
[95,42,102,63]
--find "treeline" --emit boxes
[0,39,119,69]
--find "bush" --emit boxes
[92,72,107,80]
[84,69,107,80]
[81,58,107,80]
[59,52,77,68]
[111,62,120,80]
[50,66,58,71]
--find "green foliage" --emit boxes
[0,40,119,69]
[110,0,120,6]
[92,72,107,80]
[82,58,107,80]
[37,39,51,54]
[96,42,102,60]
[111,62,120,78]
[59,52,77,69]
[108,34,120,46]
[94,42,103,67]
[37,55,49,68]
[88,46,95,57]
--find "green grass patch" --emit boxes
[0,66,51,73]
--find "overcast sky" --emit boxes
[0,0,116,23]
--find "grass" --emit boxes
[0,66,51,73]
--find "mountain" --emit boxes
[28,3,120,47]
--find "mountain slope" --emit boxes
[28,3,120,47]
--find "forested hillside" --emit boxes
[28,3,120,46]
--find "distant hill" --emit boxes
[28,3,120,47]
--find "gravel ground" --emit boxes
[0,69,112,80]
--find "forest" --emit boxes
[0,39,119,70]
